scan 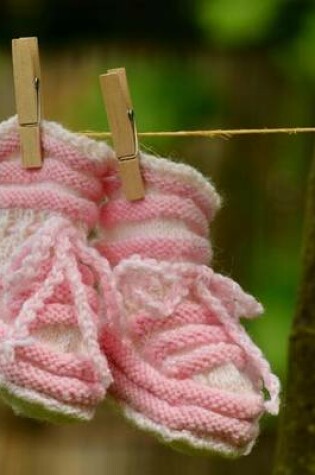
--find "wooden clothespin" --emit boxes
[99,68,145,201]
[12,37,42,168]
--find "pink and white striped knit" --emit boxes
[96,153,280,456]
[0,116,117,422]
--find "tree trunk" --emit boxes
[273,152,315,474]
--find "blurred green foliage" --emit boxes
[197,0,282,46]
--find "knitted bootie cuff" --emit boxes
[99,151,221,265]
[0,116,116,229]
[0,116,115,168]
[104,151,221,220]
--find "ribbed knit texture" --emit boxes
[0,116,117,422]
[97,154,220,266]
[95,152,280,456]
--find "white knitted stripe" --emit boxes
[105,190,209,234]
[0,154,104,201]
[193,363,256,395]
[100,219,210,244]
[0,116,115,164]
[140,152,221,214]
[0,376,94,420]
[121,404,257,457]
[0,180,88,201]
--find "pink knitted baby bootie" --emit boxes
[0,117,116,422]
[96,153,280,456]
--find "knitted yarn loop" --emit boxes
[114,255,280,415]
[0,215,116,385]
[0,326,34,365]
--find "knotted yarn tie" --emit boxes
[0,221,68,365]
[114,256,192,323]
[0,323,34,365]
[60,235,112,385]
[2,215,70,294]
[114,256,280,415]
[76,240,122,332]
[0,215,116,385]
[195,266,280,415]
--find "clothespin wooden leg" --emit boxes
[12,37,43,169]
[100,68,145,201]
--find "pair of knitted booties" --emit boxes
[0,116,280,457]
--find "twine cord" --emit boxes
[80,127,315,140]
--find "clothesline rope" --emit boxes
[80,127,315,140]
